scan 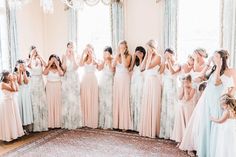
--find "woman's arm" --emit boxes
[112,53,119,68]
[214,64,222,86]
[61,55,67,72]
[72,52,79,70]
[23,71,29,84]
[147,55,161,70]
[140,53,148,72]
[97,61,104,71]
[210,110,229,124]
[178,86,184,100]
[166,59,181,75]
[38,54,47,67]
[55,60,64,76]
[129,53,136,71]
[121,53,131,68]
[43,60,53,75]
[2,81,17,92]
[159,57,166,74]
[79,50,86,66]
[17,72,22,85]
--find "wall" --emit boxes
[17,0,68,59]
[43,0,68,59]
[17,0,44,59]
[124,0,165,52]
[16,0,165,59]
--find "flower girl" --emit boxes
[210,94,236,157]
[0,71,24,141]
[171,75,196,146]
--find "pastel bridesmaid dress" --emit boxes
[0,87,24,141]
[81,63,99,128]
[139,64,162,138]
[46,71,62,128]
[113,63,132,130]
[98,64,113,129]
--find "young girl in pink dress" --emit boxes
[112,40,132,130]
[139,39,162,138]
[171,75,196,146]
[43,54,64,128]
[211,94,236,157]
[80,44,99,128]
[0,71,24,142]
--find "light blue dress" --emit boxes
[17,74,33,126]
[197,74,234,157]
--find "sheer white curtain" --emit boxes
[68,9,78,52]
[222,0,236,67]
[6,0,19,70]
[164,0,178,52]
[111,0,124,53]
[0,0,10,71]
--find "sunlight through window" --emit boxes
[177,0,220,63]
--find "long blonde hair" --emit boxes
[84,44,95,62]
[221,94,236,116]
[118,40,129,58]
[146,39,158,53]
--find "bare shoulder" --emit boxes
[225,68,236,77]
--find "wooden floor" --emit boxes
[0,131,50,156]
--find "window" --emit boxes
[177,0,220,63]
[0,0,9,70]
[77,2,111,60]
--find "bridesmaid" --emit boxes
[28,46,48,132]
[0,71,24,142]
[139,39,162,138]
[112,40,132,130]
[98,46,114,129]
[159,48,181,139]
[14,60,33,132]
[171,75,196,146]
[211,94,236,157]
[80,44,99,128]
[180,50,235,157]
[43,54,64,128]
[192,48,208,72]
[129,46,146,132]
[61,41,82,130]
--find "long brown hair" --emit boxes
[206,49,229,79]
[118,40,129,58]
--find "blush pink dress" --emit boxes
[0,87,24,141]
[171,92,196,142]
[80,63,99,128]
[113,63,132,130]
[46,71,62,128]
[139,65,162,138]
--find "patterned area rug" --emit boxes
[3,128,188,157]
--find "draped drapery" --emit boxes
[111,0,124,53]
[6,0,19,70]
[222,0,236,68]
[68,8,78,51]
[0,30,3,71]
[163,0,178,53]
